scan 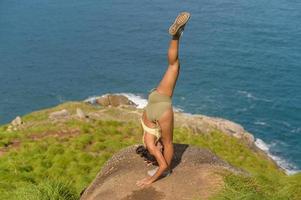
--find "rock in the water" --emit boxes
[49,109,69,120]
[76,108,87,119]
[95,94,137,107]
[80,144,246,200]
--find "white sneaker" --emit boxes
[168,12,191,36]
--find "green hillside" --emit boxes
[0,102,300,200]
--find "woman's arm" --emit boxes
[148,146,168,182]
[136,143,168,187]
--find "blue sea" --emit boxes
[0,0,300,174]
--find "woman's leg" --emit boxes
[155,31,182,172]
[156,34,181,97]
[156,33,182,170]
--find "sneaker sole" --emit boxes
[168,12,191,36]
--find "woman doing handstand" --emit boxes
[136,12,191,187]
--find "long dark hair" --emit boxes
[135,145,158,166]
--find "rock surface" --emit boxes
[80,144,246,200]
[6,116,24,132]
[174,113,255,147]
[95,94,137,107]
[76,108,87,119]
[11,116,23,126]
[49,109,69,120]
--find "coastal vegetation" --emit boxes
[0,101,300,199]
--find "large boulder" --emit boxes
[80,144,246,200]
[95,94,137,107]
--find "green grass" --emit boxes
[10,178,79,200]
[0,119,140,197]
[173,129,301,199]
[0,102,300,199]
[209,173,301,200]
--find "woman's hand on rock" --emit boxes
[136,176,153,187]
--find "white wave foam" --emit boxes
[238,90,258,100]
[255,138,300,175]
[84,95,104,104]
[291,127,301,133]
[237,90,272,102]
[255,138,270,151]
[254,121,267,126]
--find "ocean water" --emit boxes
[0,0,300,174]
